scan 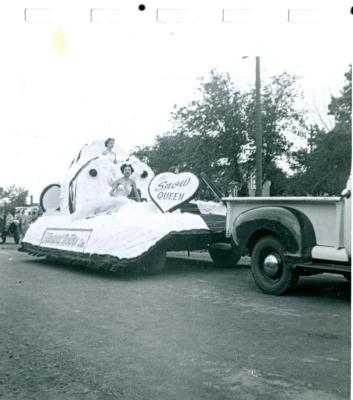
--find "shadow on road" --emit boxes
[292,275,351,301]
[20,255,351,300]
[20,253,250,282]
[21,257,146,281]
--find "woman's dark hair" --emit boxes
[120,163,134,174]
[104,137,115,147]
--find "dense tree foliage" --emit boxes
[289,67,351,195]
[242,72,308,194]
[134,70,307,197]
[0,185,29,212]
[134,66,351,198]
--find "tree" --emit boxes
[170,70,250,188]
[288,66,351,195]
[0,185,29,211]
[329,67,352,133]
[243,72,308,192]
[134,70,308,197]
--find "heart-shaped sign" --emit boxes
[148,172,200,213]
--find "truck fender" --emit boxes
[232,206,316,260]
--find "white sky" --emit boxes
[0,1,351,202]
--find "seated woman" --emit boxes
[110,163,141,202]
[102,137,118,164]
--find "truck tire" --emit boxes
[209,244,240,268]
[251,236,299,295]
[1,234,6,244]
[138,248,166,275]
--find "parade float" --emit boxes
[20,139,231,273]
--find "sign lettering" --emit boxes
[148,172,199,213]
[40,229,92,252]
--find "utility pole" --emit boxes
[255,56,263,196]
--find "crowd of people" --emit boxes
[0,205,41,244]
[15,207,40,237]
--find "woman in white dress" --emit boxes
[102,137,117,164]
[110,163,141,202]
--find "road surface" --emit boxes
[0,243,350,400]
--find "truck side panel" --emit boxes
[232,206,316,261]
[225,197,340,247]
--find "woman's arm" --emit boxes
[109,184,116,196]
[132,181,141,202]
[110,179,121,196]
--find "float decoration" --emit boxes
[148,172,200,213]
[39,184,61,212]
[20,139,226,272]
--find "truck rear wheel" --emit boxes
[251,236,299,295]
[209,243,240,268]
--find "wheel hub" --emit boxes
[263,254,281,278]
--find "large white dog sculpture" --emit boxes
[43,139,154,219]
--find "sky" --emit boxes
[0,0,351,202]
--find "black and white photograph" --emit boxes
[0,1,351,399]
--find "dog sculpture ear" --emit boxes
[39,184,61,212]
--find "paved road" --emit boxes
[0,243,350,400]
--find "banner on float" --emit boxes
[40,228,92,252]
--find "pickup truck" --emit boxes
[212,177,351,295]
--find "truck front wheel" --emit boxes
[251,236,299,295]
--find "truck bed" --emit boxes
[224,196,342,247]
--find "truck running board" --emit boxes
[295,261,351,273]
